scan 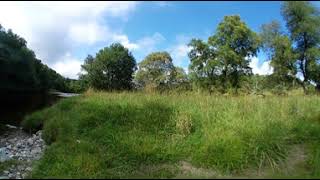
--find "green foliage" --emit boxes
[281,1,320,93]
[260,20,297,87]
[188,15,260,93]
[22,92,320,178]
[188,39,220,92]
[208,15,260,91]
[80,43,136,91]
[0,24,73,93]
[135,52,175,91]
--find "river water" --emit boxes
[0,91,79,126]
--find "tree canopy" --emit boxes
[188,15,260,93]
[281,1,320,93]
[80,43,136,91]
[0,24,70,93]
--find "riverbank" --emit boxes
[21,92,320,178]
[0,125,45,179]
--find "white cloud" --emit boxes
[52,53,82,79]
[68,22,110,45]
[131,32,166,61]
[0,1,138,78]
[112,34,139,50]
[170,44,192,67]
[166,35,193,68]
[249,57,273,75]
[136,33,165,51]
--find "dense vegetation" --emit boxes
[0,25,74,93]
[2,1,320,179]
[22,91,320,178]
[71,1,320,95]
[2,2,320,95]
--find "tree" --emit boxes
[188,39,220,92]
[188,15,260,93]
[135,51,176,91]
[260,20,297,88]
[172,67,188,84]
[0,24,81,93]
[80,43,136,91]
[281,1,320,93]
[208,15,260,92]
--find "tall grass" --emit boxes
[22,91,320,178]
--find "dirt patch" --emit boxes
[238,144,309,178]
[135,161,225,179]
[135,145,309,179]
[174,161,223,179]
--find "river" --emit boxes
[0,91,79,127]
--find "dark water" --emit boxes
[0,91,67,126]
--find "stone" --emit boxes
[0,148,9,162]
[0,129,46,179]
[0,176,9,179]
[25,167,32,172]
[27,138,33,146]
[5,124,17,129]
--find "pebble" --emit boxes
[0,127,46,179]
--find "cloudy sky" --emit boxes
[0,1,296,79]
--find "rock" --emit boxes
[0,130,46,179]
[0,148,10,162]
[25,167,32,172]
[27,138,33,146]
[5,124,17,129]
[0,176,9,179]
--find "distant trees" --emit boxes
[79,43,136,91]
[135,52,175,90]
[0,24,69,93]
[188,15,260,93]
[134,51,190,92]
[3,1,320,95]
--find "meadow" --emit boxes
[21,91,320,178]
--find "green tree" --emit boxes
[188,15,260,93]
[260,20,297,88]
[135,51,176,91]
[208,15,260,92]
[281,1,320,93]
[80,43,136,91]
[188,39,220,92]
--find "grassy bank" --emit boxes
[21,91,320,178]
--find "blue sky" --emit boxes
[0,1,313,79]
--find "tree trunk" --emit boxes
[302,82,308,95]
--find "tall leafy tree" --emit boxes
[188,39,219,91]
[260,20,297,87]
[135,51,176,90]
[188,15,260,93]
[281,1,320,93]
[208,15,260,92]
[80,43,136,91]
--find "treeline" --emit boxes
[1,1,320,95]
[76,1,320,95]
[0,25,76,93]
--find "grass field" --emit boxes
[21,91,320,178]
